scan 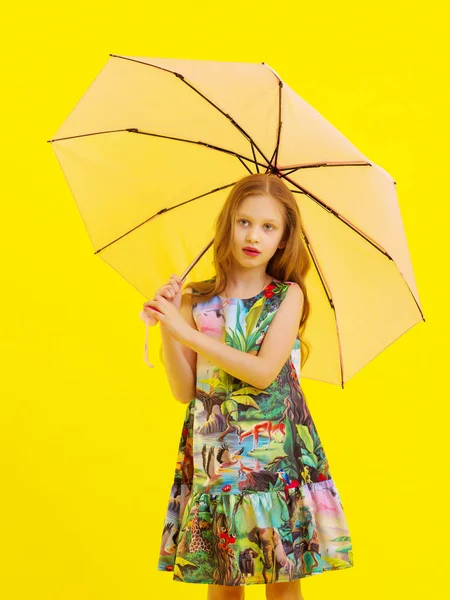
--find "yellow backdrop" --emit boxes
[1,1,447,599]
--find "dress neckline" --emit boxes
[218,278,277,302]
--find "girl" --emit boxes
[143,173,353,600]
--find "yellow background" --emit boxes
[1,1,448,598]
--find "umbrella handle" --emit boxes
[144,318,155,368]
[139,243,214,369]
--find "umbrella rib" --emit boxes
[260,64,383,183]
[267,77,283,172]
[48,125,376,179]
[301,228,345,388]
[284,172,425,387]
[130,128,271,172]
[237,154,255,174]
[109,54,274,171]
[281,172,393,259]
[283,169,381,390]
[48,126,270,173]
[93,180,239,255]
[251,143,260,174]
[279,160,385,178]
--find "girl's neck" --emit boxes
[222,272,270,299]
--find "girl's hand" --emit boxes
[143,294,191,343]
[141,274,183,326]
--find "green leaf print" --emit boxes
[296,424,314,453]
[336,545,353,553]
[173,564,184,581]
[284,417,296,461]
[225,327,245,352]
[245,295,265,336]
[299,453,318,468]
[199,377,225,390]
[221,399,238,416]
[223,297,277,354]
[322,556,352,569]
[200,371,236,401]
[266,452,298,481]
[221,370,235,390]
[232,386,270,397]
[229,393,260,410]
[234,300,246,342]
[243,311,276,351]
[316,456,328,471]
[253,310,276,334]
[245,330,263,351]
[175,557,197,567]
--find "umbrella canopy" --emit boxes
[48,54,425,386]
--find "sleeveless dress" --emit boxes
[157,277,354,586]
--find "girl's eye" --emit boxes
[238,219,274,230]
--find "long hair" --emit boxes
[161,173,312,368]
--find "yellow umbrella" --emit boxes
[48,54,425,387]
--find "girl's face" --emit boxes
[231,194,285,267]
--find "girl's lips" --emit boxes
[243,248,260,255]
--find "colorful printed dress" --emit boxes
[157,277,354,586]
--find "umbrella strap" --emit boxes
[144,316,154,368]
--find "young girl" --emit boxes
[143,173,354,600]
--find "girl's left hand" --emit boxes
[144,294,190,343]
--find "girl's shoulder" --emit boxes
[269,279,301,304]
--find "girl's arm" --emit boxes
[160,288,197,404]
[180,283,304,390]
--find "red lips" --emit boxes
[243,246,260,253]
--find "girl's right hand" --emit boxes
[140,274,184,326]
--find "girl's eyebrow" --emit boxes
[237,214,280,224]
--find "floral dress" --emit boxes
[157,277,354,586]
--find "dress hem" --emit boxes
[157,560,354,586]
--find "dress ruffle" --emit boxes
[158,478,353,586]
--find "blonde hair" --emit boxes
[164,173,312,368]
